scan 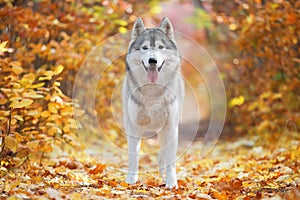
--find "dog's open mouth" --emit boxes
[158,60,165,72]
[142,60,165,83]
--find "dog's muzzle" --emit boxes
[142,60,165,72]
[142,60,165,83]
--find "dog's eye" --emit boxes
[158,45,164,49]
[142,46,148,50]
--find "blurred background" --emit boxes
[0,0,299,160]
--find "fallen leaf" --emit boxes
[89,163,106,174]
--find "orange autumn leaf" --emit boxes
[108,180,118,187]
[286,13,297,24]
[89,163,106,174]
[211,188,227,200]
[119,182,129,187]
[177,179,187,187]
[0,0,299,199]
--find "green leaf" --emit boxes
[273,72,287,80]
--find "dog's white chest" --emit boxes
[135,103,167,128]
[128,85,170,131]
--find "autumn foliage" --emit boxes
[0,0,299,199]
[0,0,149,165]
[211,0,300,137]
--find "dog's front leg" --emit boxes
[126,133,141,184]
[158,132,166,181]
[164,126,178,189]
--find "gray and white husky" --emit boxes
[122,17,184,188]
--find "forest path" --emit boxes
[2,133,299,199]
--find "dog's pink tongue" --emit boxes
[147,69,158,83]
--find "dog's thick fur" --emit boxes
[122,17,184,188]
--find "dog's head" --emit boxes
[126,17,180,84]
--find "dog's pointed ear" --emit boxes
[159,17,175,41]
[131,17,146,42]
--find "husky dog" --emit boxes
[122,17,184,188]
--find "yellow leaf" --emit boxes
[0,41,8,51]
[23,91,44,99]
[9,96,22,102]
[38,71,54,81]
[68,119,78,129]
[39,76,52,81]
[12,88,24,93]
[0,111,10,116]
[54,65,64,75]
[27,110,39,116]
[119,27,128,34]
[1,88,11,93]
[0,166,8,178]
[0,160,9,167]
[26,140,40,150]
[0,41,12,54]
[22,73,36,83]
[13,115,24,121]
[229,23,237,31]
[41,110,51,118]
[48,103,58,114]
[48,127,61,136]
[272,93,282,99]
[10,99,33,109]
[11,66,23,75]
[4,136,18,153]
[30,82,45,89]
[229,95,245,107]
[248,101,259,111]
[261,92,272,99]
[39,141,53,153]
[9,61,21,67]
[61,107,73,116]
[54,81,60,86]
[63,125,70,133]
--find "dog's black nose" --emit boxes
[148,58,157,64]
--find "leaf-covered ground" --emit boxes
[1,133,300,199]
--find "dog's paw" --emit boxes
[166,171,177,189]
[166,181,178,189]
[126,173,138,185]
[166,176,178,189]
